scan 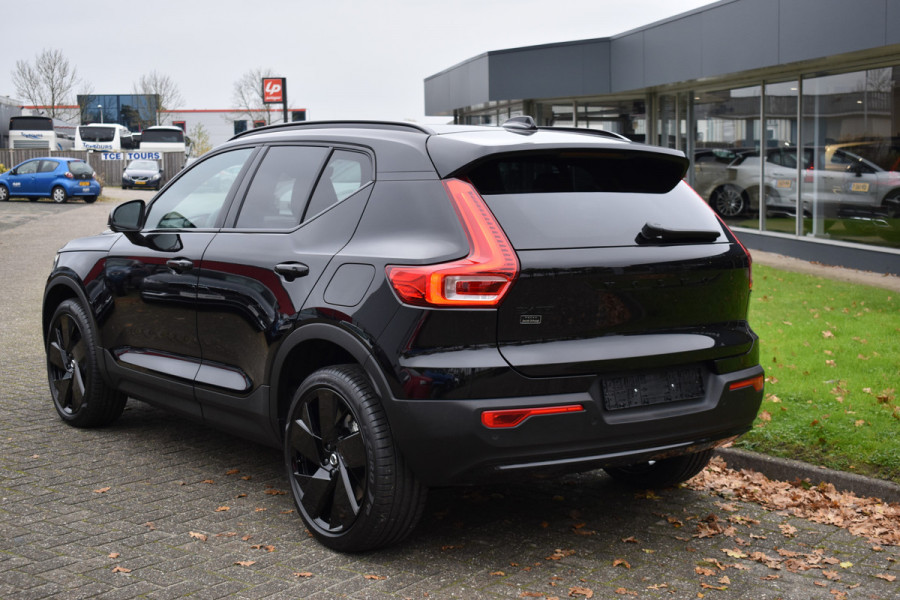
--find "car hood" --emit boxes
[124,168,160,177]
[58,230,120,253]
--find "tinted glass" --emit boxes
[235,145,329,229]
[144,148,253,230]
[79,126,115,142]
[9,116,52,131]
[304,150,373,221]
[142,129,184,143]
[68,161,93,176]
[39,160,59,173]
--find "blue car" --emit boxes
[0,157,102,203]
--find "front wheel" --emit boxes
[46,299,126,427]
[0,185,8,201]
[711,185,746,217]
[604,449,714,488]
[51,186,68,203]
[284,365,426,552]
[883,190,900,218]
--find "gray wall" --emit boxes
[425,0,900,115]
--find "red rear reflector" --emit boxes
[481,404,585,429]
[729,375,764,392]
[386,179,519,307]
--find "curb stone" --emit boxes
[717,447,900,503]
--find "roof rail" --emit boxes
[230,120,433,140]
[538,126,631,142]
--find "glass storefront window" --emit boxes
[576,101,647,142]
[658,94,688,150]
[762,81,799,235]
[691,86,761,227]
[801,68,900,249]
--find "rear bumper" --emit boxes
[384,363,764,486]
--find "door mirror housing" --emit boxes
[109,199,145,232]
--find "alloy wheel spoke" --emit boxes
[53,372,73,407]
[298,467,335,521]
[58,315,74,352]
[337,431,366,470]
[289,418,323,465]
[317,389,340,443]
[70,338,87,365]
[71,365,86,411]
[48,340,67,371]
[330,459,361,528]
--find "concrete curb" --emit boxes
[716,447,900,504]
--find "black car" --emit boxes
[42,118,764,552]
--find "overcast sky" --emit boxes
[2,0,718,123]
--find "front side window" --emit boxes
[144,148,254,230]
[16,160,40,175]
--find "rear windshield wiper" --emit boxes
[637,222,721,244]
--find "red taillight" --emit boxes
[481,404,585,429]
[386,179,519,307]
[729,375,765,392]
[64,172,74,179]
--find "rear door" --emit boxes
[195,146,375,399]
[464,150,754,378]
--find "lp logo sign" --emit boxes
[262,77,285,103]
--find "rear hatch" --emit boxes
[434,138,753,378]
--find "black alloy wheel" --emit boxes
[284,365,425,552]
[46,300,126,427]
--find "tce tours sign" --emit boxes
[262,77,286,104]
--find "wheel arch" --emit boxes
[269,322,393,441]
[42,274,90,342]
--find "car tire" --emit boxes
[83,196,97,204]
[603,449,714,488]
[284,364,426,552]
[711,185,746,217]
[882,190,900,218]
[0,185,8,201]
[46,299,127,428]
[51,186,68,204]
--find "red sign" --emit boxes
[262,78,285,104]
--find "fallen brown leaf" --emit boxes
[189,532,208,541]
[233,561,255,567]
[364,574,387,580]
[111,565,131,573]
[93,487,111,494]
[569,585,593,597]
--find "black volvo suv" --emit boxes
[43,118,764,551]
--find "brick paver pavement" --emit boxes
[1,195,897,599]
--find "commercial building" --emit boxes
[425,0,900,274]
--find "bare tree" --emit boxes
[188,123,213,156]
[232,67,276,126]
[12,48,80,118]
[132,71,185,127]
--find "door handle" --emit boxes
[166,258,193,273]
[274,262,309,282]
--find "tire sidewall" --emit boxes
[52,186,67,203]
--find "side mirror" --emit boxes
[108,199,145,232]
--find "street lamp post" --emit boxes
[98,104,103,124]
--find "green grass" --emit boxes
[737,265,900,483]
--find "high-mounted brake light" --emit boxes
[386,179,519,307]
[481,404,585,429]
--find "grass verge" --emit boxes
[736,264,899,483]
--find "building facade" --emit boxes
[424,0,900,274]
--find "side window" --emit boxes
[17,160,40,175]
[144,148,254,230]
[39,160,59,173]
[304,150,373,222]
[234,146,330,229]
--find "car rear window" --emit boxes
[465,152,723,250]
[68,161,93,176]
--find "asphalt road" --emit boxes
[0,194,897,599]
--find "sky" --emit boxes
[2,0,719,124]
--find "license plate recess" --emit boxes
[602,367,704,411]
